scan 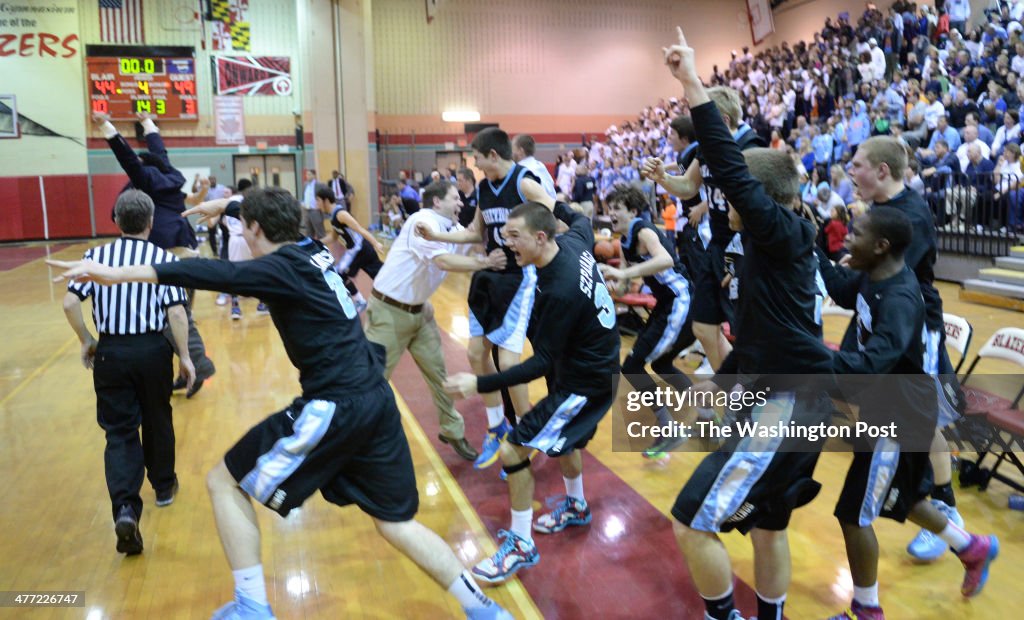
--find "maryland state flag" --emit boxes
[207,0,250,51]
[230,22,251,51]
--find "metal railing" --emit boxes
[922,171,1022,257]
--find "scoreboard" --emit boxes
[86,46,198,121]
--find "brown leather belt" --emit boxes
[372,289,423,314]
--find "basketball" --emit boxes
[594,240,617,261]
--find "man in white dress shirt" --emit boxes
[301,169,325,238]
[512,134,557,198]
[364,180,505,461]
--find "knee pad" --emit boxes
[502,458,531,476]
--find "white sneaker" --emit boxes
[216,293,229,306]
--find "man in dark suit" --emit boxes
[93,112,216,397]
[330,170,354,210]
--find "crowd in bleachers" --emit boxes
[580,0,1024,238]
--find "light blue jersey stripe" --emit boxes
[857,438,900,527]
[525,394,588,454]
[481,265,537,354]
[646,275,691,363]
[691,392,796,532]
[240,400,336,505]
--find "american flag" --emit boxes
[99,0,145,44]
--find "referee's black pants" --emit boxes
[93,333,175,522]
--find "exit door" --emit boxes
[233,154,299,195]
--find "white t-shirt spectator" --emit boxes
[924,101,946,130]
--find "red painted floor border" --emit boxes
[375,281,763,619]
[0,243,73,272]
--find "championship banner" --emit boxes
[214,96,245,144]
[212,56,292,96]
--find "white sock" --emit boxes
[233,564,268,607]
[447,570,493,610]
[564,475,585,503]
[510,508,533,542]
[485,405,505,429]
[853,583,879,608]
[938,520,971,552]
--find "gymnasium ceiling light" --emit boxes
[442,110,480,122]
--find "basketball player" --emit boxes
[818,207,998,619]
[49,188,513,620]
[660,28,833,620]
[847,136,969,562]
[643,89,765,374]
[445,200,620,584]
[315,183,383,312]
[599,184,695,458]
[421,128,553,470]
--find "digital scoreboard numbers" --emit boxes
[86,51,198,120]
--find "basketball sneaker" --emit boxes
[957,534,999,597]
[907,499,963,562]
[465,604,515,620]
[472,530,539,584]
[475,420,512,469]
[827,600,885,619]
[255,302,269,316]
[642,434,687,459]
[216,293,229,306]
[533,496,591,534]
[210,591,276,619]
[231,306,242,320]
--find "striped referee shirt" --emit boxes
[68,238,187,336]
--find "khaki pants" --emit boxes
[364,296,465,440]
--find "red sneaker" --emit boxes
[957,534,999,597]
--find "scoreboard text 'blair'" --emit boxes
[86,50,198,121]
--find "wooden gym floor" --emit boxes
[1,239,1022,619]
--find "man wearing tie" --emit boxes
[330,170,354,210]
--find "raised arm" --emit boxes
[642,156,702,200]
[663,27,807,258]
[520,177,555,209]
[94,112,151,190]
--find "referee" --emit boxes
[59,190,195,556]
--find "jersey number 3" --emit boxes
[323,269,357,319]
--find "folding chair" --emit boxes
[613,290,657,337]
[942,312,973,373]
[954,327,1024,492]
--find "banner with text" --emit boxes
[0,0,87,175]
